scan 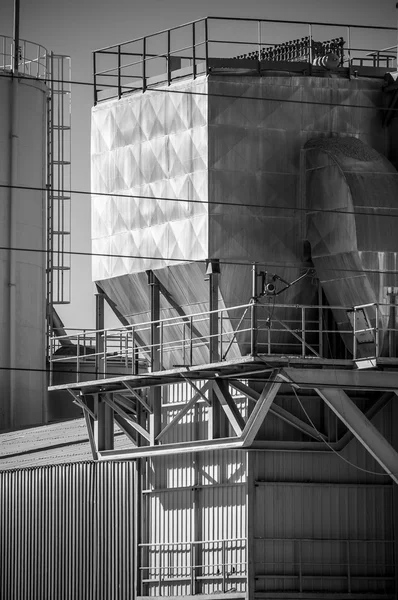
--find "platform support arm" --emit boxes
[316,387,398,484]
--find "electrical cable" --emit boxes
[291,385,392,477]
[1,70,398,115]
[3,181,398,217]
[2,244,398,277]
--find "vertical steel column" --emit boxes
[147,271,161,444]
[94,394,114,451]
[207,260,227,438]
[95,291,105,378]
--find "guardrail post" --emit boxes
[375,303,380,358]
[353,307,357,360]
[93,52,97,105]
[76,334,80,383]
[117,44,121,98]
[167,29,171,85]
[251,264,258,356]
[204,19,209,72]
[387,289,397,358]
[192,23,196,78]
[95,291,105,379]
[142,37,147,92]
[301,306,306,357]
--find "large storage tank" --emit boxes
[91,25,392,367]
[0,48,47,429]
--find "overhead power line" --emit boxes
[2,244,398,277]
[2,182,398,219]
[0,71,397,114]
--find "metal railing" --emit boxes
[254,537,395,594]
[0,35,47,78]
[48,300,398,384]
[140,538,246,595]
[92,17,396,103]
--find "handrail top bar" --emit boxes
[0,34,48,51]
[49,300,391,341]
[93,16,395,53]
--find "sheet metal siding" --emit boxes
[0,462,135,600]
[145,448,247,595]
[251,402,396,593]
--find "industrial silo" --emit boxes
[91,23,392,367]
[0,38,48,430]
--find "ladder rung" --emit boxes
[52,125,71,130]
[52,161,71,165]
[52,266,71,271]
[53,231,71,235]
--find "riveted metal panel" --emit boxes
[0,462,135,600]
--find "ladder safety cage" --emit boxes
[46,53,72,311]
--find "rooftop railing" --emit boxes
[0,35,48,78]
[92,17,396,103]
[48,300,398,385]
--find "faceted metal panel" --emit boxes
[92,78,209,280]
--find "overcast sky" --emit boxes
[0,0,395,328]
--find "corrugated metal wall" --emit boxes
[251,402,397,595]
[0,462,135,600]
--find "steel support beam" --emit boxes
[99,437,244,460]
[213,380,245,436]
[282,367,398,391]
[94,394,114,451]
[230,380,325,441]
[242,370,282,447]
[104,394,151,442]
[156,381,211,442]
[316,387,398,484]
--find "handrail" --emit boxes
[92,17,396,105]
[48,299,398,386]
[94,17,394,52]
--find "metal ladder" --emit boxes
[46,53,72,352]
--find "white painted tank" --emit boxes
[0,71,47,430]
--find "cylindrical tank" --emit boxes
[0,71,47,430]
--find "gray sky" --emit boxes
[0,0,395,328]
